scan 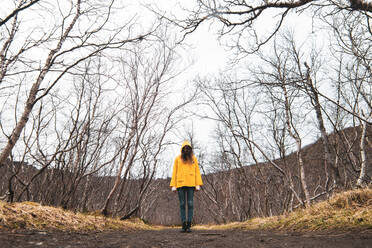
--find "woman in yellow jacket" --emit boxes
[170,141,203,233]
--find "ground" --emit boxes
[0,228,371,248]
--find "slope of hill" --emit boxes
[146,125,372,225]
[1,125,371,226]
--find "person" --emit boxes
[170,141,203,233]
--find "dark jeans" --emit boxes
[177,186,195,223]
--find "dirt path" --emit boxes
[0,228,371,248]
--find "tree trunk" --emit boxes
[356,120,368,187]
[282,84,311,206]
[0,1,81,167]
[304,63,341,187]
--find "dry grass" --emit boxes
[0,201,157,231]
[196,188,372,232]
[1,188,371,232]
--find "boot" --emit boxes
[186,221,192,233]
[180,222,187,233]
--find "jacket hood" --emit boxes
[181,140,192,151]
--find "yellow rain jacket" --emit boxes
[170,141,203,188]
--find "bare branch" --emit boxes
[0,0,41,27]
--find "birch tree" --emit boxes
[0,0,153,168]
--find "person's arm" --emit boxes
[194,157,203,190]
[170,157,178,190]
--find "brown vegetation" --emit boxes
[0,200,154,231]
[198,187,372,231]
[0,187,371,232]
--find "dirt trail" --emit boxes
[0,228,371,248]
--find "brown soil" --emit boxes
[0,228,371,248]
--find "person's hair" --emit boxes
[181,145,193,163]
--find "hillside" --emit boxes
[1,125,371,226]
[143,125,372,225]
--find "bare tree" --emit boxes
[328,11,372,187]
[8,56,123,208]
[194,73,308,218]
[101,37,196,216]
[155,0,372,53]
[0,0,154,169]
